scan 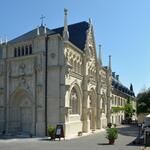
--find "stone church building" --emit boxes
[0,9,135,138]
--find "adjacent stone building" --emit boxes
[0,9,135,138]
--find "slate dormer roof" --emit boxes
[8,21,89,51]
[112,77,135,97]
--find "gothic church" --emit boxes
[0,9,135,138]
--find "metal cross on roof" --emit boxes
[40,15,46,26]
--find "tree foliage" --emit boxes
[112,106,124,113]
[137,88,150,114]
[124,99,135,119]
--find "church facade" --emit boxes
[0,10,135,138]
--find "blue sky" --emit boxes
[0,0,150,94]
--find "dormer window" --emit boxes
[14,44,33,57]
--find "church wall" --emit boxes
[34,36,46,53]
[0,60,5,132]
[0,20,136,138]
[4,35,46,136]
[7,56,36,135]
[64,44,83,137]
[35,53,46,136]
[46,35,65,126]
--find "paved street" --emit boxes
[0,126,141,150]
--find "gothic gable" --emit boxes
[85,22,97,65]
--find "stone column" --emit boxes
[82,87,89,133]
[96,94,101,129]
[5,60,10,133]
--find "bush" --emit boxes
[106,128,118,140]
[47,125,56,139]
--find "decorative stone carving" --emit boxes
[19,63,25,76]
[88,108,92,115]
[65,107,72,115]
[50,52,56,59]
[65,84,70,91]
[18,77,29,89]
[37,83,43,92]
[35,64,42,72]
[65,62,72,74]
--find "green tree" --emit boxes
[137,88,150,114]
[124,99,134,119]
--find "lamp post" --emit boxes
[138,123,142,144]
[138,123,142,137]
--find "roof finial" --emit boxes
[89,18,92,29]
[99,44,102,66]
[0,37,2,44]
[44,24,47,34]
[109,55,112,70]
[89,18,92,25]
[5,35,7,44]
[37,26,40,35]
[63,8,69,41]
[40,15,46,26]
[130,83,133,92]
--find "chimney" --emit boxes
[37,26,40,35]
[44,24,47,34]
[112,72,115,78]
[116,75,119,81]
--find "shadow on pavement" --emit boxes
[117,125,139,137]
[126,140,144,147]
[39,138,51,141]
[97,143,110,145]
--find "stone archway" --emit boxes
[69,83,82,115]
[89,88,96,130]
[9,89,33,134]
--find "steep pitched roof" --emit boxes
[8,21,89,51]
[112,77,135,97]
[52,21,89,50]
[8,26,54,44]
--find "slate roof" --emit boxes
[8,21,89,51]
[52,21,89,50]
[8,26,54,44]
[112,77,135,97]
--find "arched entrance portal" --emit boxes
[9,89,33,134]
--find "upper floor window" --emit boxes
[21,46,25,56]
[14,44,33,57]
[18,47,21,56]
[29,45,32,54]
[14,48,17,57]
[25,45,28,55]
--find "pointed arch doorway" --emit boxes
[9,89,34,135]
